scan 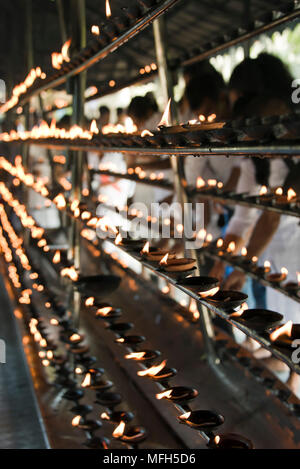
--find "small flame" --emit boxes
[91,25,100,36]
[264,260,271,270]
[106,0,112,18]
[196,177,206,189]
[70,333,81,342]
[287,188,297,202]
[259,185,268,196]
[215,435,220,445]
[72,415,81,427]
[297,272,300,286]
[276,187,283,196]
[141,129,154,137]
[179,411,191,421]
[61,39,71,62]
[85,297,94,306]
[159,253,169,266]
[252,256,258,263]
[156,389,173,400]
[231,302,249,317]
[53,250,61,264]
[96,306,113,317]
[101,412,110,420]
[227,241,236,253]
[281,267,288,277]
[207,113,216,123]
[115,233,122,245]
[137,360,167,377]
[53,194,66,209]
[270,321,293,342]
[216,239,223,249]
[198,286,220,298]
[113,421,125,438]
[90,119,99,134]
[158,98,171,127]
[125,352,146,360]
[81,373,91,388]
[241,247,247,257]
[142,241,150,254]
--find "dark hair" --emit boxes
[127,95,157,123]
[256,53,293,104]
[183,60,217,81]
[185,70,225,112]
[229,58,264,99]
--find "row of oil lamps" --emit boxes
[1,153,299,353]
[2,156,298,355]
[194,177,299,214]
[0,174,258,449]
[0,203,150,449]
[3,171,300,444]
[0,198,254,450]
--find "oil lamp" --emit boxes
[156,386,198,405]
[209,433,254,449]
[101,410,134,424]
[107,322,134,335]
[95,304,122,320]
[140,241,176,262]
[266,267,288,284]
[231,308,283,332]
[178,410,224,431]
[206,290,248,311]
[179,276,220,298]
[125,350,161,363]
[269,321,299,348]
[84,436,110,449]
[115,335,145,346]
[70,404,93,417]
[159,255,196,273]
[112,421,147,448]
[95,391,122,409]
[63,388,84,403]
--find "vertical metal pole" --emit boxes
[153,16,218,365]
[68,0,86,327]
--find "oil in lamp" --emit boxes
[159,254,196,273]
[178,410,224,431]
[140,241,176,262]
[209,433,254,449]
[115,233,145,250]
[284,272,300,294]
[156,386,198,405]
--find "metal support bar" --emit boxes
[153,16,218,366]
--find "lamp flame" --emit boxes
[287,188,297,202]
[196,177,206,189]
[53,250,61,264]
[158,98,171,127]
[137,360,167,377]
[72,415,81,427]
[156,389,173,400]
[81,373,91,388]
[115,233,122,245]
[270,321,293,342]
[179,412,191,421]
[96,306,113,317]
[106,0,112,17]
[125,352,146,360]
[159,253,169,266]
[259,185,268,196]
[113,421,125,438]
[142,241,150,254]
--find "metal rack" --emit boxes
[1,0,300,450]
